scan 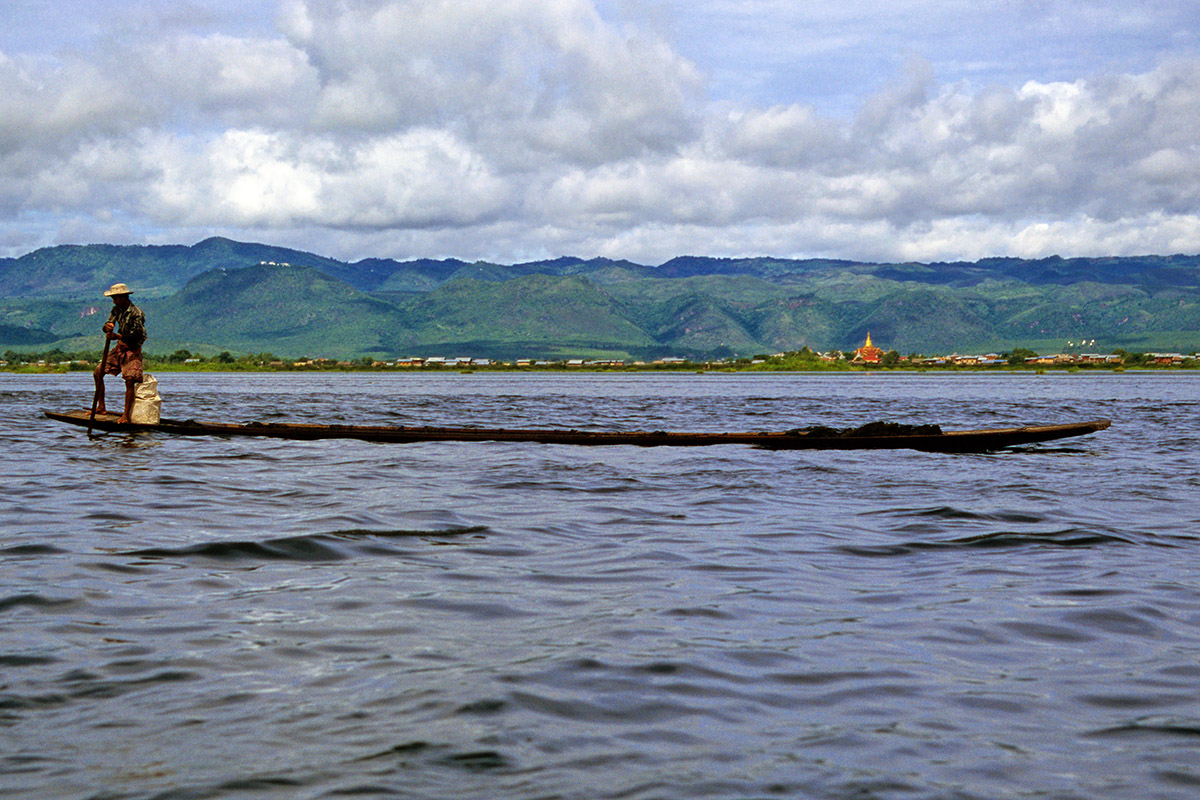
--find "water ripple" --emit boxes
[120,527,488,563]
[837,528,1137,556]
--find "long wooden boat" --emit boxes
[45,409,1111,452]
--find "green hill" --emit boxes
[385,274,658,359]
[2,239,1199,358]
[0,237,352,300]
[153,264,406,359]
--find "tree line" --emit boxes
[3,346,1196,371]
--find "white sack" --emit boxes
[130,373,162,424]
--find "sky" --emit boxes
[1,0,1198,264]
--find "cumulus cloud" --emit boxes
[1,0,1199,262]
[144,127,509,229]
[135,34,320,126]
[280,0,702,162]
[0,52,139,151]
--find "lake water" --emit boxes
[2,371,1199,800]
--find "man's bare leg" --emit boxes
[118,378,136,424]
[93,368,107,415]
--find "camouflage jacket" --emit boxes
[106,303,147,349]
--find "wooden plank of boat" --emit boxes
[44,409,1111,452]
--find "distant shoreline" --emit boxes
[4,362,1197,375]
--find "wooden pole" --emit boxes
[88,334,113,437]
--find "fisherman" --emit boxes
[93,282,147,424]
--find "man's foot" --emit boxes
[95,405,107,415]
[116,415,130,424]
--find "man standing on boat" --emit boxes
[93,283,147,424]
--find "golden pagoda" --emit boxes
[853,332,883,363]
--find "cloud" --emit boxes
[1,0,1199,263]
[522,55,1200,260]
[0,52,138,152]
[656,0,1200,108]
[135,34,320,126]
[281,0,702,162]
[144,128,509,229]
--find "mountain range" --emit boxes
[2,237,1199,359]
